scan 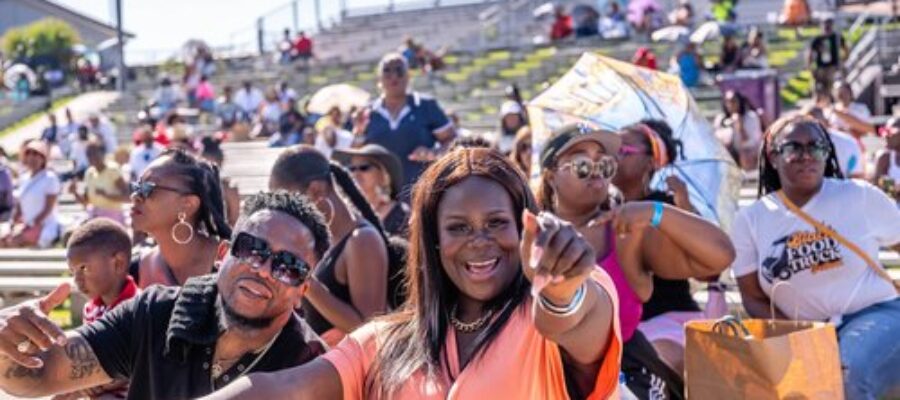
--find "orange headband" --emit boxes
[637,124,669,169]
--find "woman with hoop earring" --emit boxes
[129,149,232,288]
[269,145,393,346]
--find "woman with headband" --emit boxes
[537,123,735,399]
[613,120,725,379]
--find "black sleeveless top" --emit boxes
[300,225,359,334]
[381,201,410,238]
[640,191,701,320]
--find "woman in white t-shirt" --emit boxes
[731,115,900,400]
[1,141,60,248]
[827,82,874,138]
[714,90,764,171]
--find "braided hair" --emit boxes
[271,145,386,236]
[271,145,408,307]
[757,114,844,198]
[199,136,224,165]
[159,148,233,239]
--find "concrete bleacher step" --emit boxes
[0,249,67,262]
[0,261,69,276]
[0,276,73,293]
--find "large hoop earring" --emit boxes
[318,198,335,226]
[171,212,194,245]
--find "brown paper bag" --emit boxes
[685,319,844,399]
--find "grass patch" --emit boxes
[780,89,800,106]
[0,94,77,140]
[49,302,73,329]
[499,69,527,79]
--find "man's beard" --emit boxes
[218,296,276,330]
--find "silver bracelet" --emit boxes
[538,283,587,317]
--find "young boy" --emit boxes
[71,140,130,225]
[66,218,136,398]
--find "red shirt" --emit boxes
[636,55,658,70]
[294,37,313,56]
[550,15,573,40]
[83,276,139,324]
[152,122,172,147]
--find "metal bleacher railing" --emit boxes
[219,0,505,60]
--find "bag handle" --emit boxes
[769,281,801,326]
[776,191,899,293]
[712,315,752,338]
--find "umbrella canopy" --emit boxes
[182,39,211,62]
[3,64,36,90]
[527,53,741,229]
[652,25,690,42]
[307,83,372,115]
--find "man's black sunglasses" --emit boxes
[129,181,189,200]
[231,232,311,287]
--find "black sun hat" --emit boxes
[333,144,404,199]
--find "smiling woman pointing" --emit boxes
[203,147,622,399]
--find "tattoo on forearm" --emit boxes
[4,364,44,380]
[65,339,99,380]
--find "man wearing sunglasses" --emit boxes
[0,192,329,399]
[351,53,456,200]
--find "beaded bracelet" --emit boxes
[538,283,587,317]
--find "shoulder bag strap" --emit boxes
[776,191,899,292]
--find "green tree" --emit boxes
[2,18,80,69]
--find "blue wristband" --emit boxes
[650,201,664,228]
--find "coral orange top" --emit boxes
[323,271,622,400]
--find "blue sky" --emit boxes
[52,0,393,63]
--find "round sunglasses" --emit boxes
[774,140,829,162]
[557,156,618,180]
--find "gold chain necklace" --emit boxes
[210,331,280,388]
[449,305,494,333]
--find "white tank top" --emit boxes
[889,150,900,181]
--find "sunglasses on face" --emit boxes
[348,163,376,173]
[381,65,406,77]
[129,181,188,200]
[230,232,311,287]
[558,156,618,180]
[774,140,829,162]
[617,144,651,158]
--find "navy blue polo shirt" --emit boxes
[364,93,451,194]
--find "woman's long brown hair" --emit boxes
[368,148,535,397]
